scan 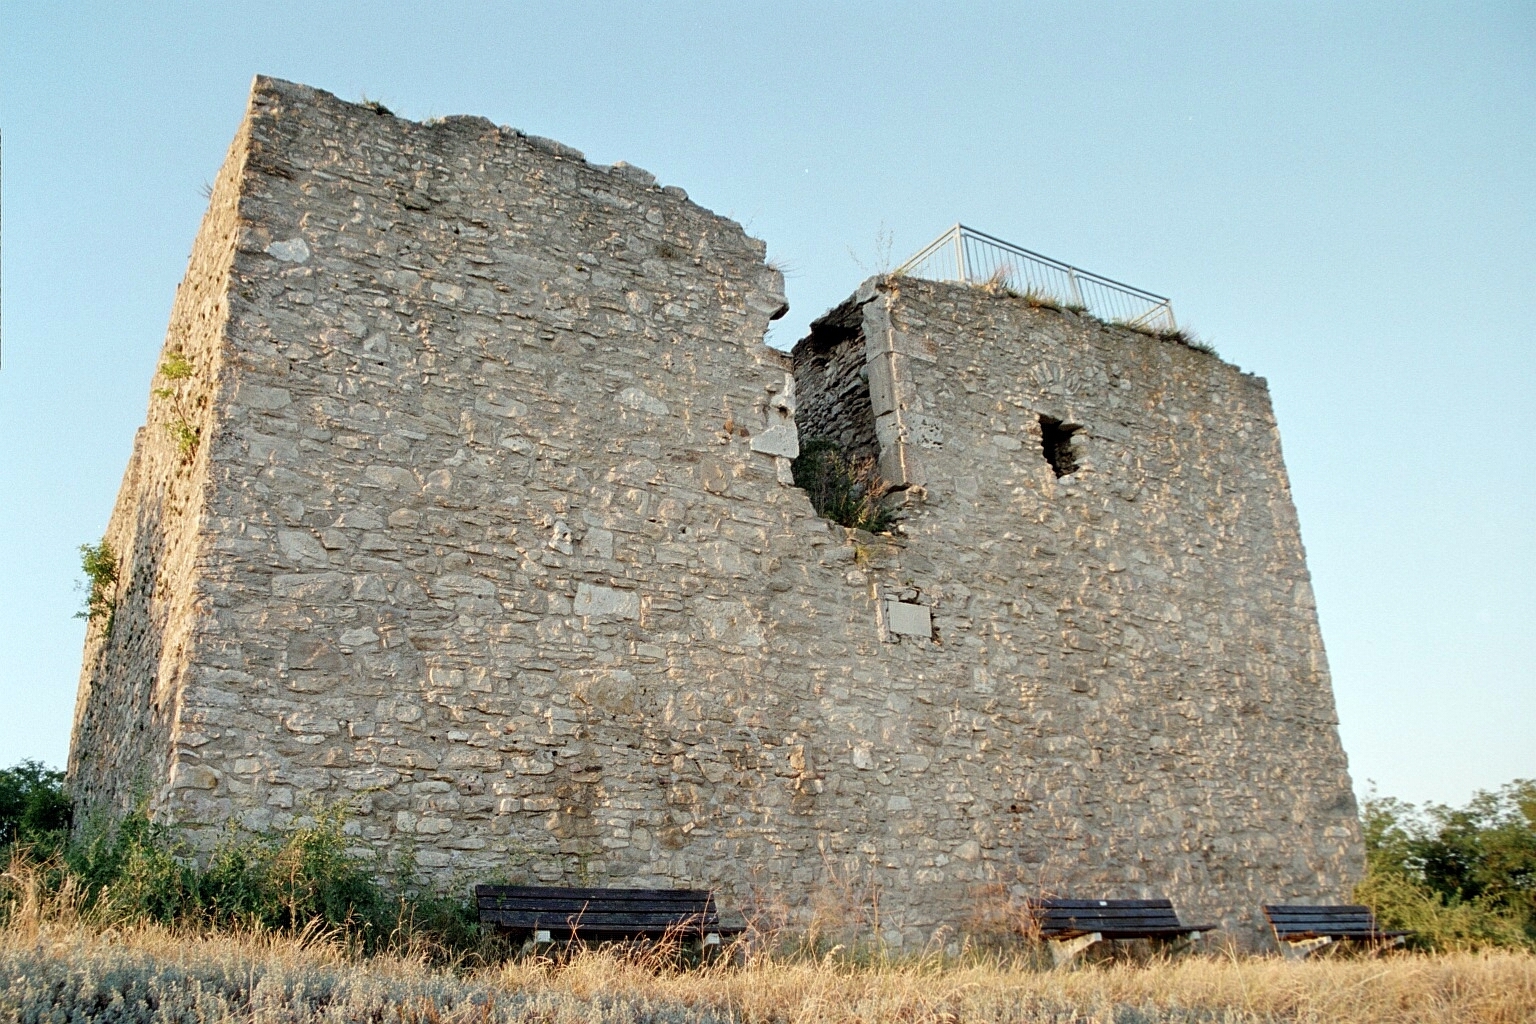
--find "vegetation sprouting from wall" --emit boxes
[791,439,896,534]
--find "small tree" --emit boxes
[0,760,71,850]
[76,540,119,626]
[1358,780,1536,949]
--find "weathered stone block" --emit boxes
[750,424,800,459]
[885,600,932,639]
[574,584,640,620]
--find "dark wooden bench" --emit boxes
[1026,898,1217,965]
[476,885,743,947]
[1262,904,1410,958]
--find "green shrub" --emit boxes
[153,350,200,458]
[158,351,194,381]
[1356,780,1536,950]
[64,807,396,942]
[791,439,897,534]
[207,808,391,935]
[0,764,486,960]
[167,418,200,458]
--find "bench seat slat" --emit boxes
[482,912,719,928]
[1032,914,1185,921]
[479,914,718,921]
[484,924,732,936]
[1048,926,1202,937]
[1042,918,1188,931]
[1032,899,1175,910]
[481,909,718,923]
[1275,928,1410,940]
[1038,921,1179,927]
[483,920,744,935]
[479,897,716,913]
[481,917,738,934]
[1036,904,1179,915]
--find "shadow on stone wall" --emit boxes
[69,434,183,826]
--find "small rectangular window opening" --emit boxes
[1039,415,1080,477]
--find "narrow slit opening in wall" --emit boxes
[1039,415,1080,477]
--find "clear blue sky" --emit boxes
[1,2,1530,809]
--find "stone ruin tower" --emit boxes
[69,76,1363,947]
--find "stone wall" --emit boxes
[789,277,1365,943]
[70,76,1362,950]
[69,118,251,816]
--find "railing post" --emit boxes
[953,226,967,284]
[1067,268,1085,309]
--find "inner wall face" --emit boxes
[71,76,1361,950]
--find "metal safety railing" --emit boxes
[891,224,1176,332]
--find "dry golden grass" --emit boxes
[2,912,1533,1024]
[503,944,1536,1024]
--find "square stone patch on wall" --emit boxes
[885,599,932,639]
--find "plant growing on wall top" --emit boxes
[1109,318,1219,356]
[792,439,897,534]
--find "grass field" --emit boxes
[3,790,1533,1023]
[3,918,1532,1024]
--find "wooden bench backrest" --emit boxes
[1028,898,1190,938]
[476,885,723,936]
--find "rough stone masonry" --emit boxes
[69,76,1363,948]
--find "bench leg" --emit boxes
[1049,932,1103,967]
[1281,936,1333,960]
[1160,931,1203,956]
[518,929,555,954]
